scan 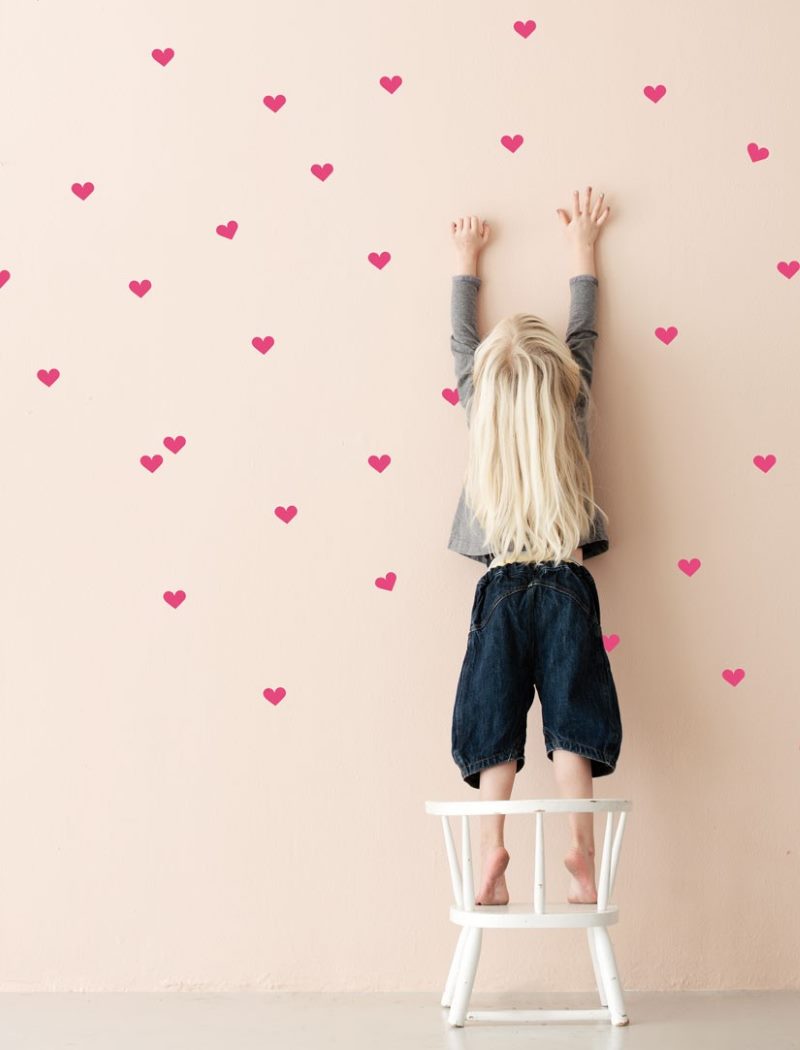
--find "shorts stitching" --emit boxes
[469,580,594,633]
[469,584,529,632]
[456,749,525,784]
[545,733,618,773]
[539,582,595,623]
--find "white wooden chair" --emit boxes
[424,798,632,1027]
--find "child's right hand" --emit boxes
[556,186,610,249]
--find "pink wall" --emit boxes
[1,0,798,992]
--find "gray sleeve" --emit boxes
[450,275,481,413]
[566,275,599,397]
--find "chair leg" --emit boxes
[593,926,629,1026]
[447,926,482,1027]
[441,927,469,1007]
[587,927,608,1006]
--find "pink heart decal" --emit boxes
[140,454,163,473]
[746,142,769,162]
[252,336,275,354]
[311,163,334,181]
[263,94,286,112]
[379,74,402,93]
[263,686,286,706]
[368,251,391,269]
[777,260,799,279]
[163,435,186,453]
[643,84,667,102]
[678,557,701,576]
[163,590,186,608]
[275,505,297,523]
[753,453,776,473]
[375,572,397,591]
[655,326,678,345]
[442,387,459,406]
[216,220,238,239]
[500,133,524,153]
[513,19,536,37]
[0,269,10,289]
[603,634,620,653]
[368,454,391,473]
[722,668,745,686]
[37,368,60,387]
[129,279,152,297]
[71,182,94,200]
[151,48,174,66]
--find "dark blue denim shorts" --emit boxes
[451,560,622,789]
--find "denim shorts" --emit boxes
[451,560,622,789]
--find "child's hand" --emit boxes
[556,187,610,249]
[451,215,491,262]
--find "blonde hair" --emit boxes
[463,312,608,566]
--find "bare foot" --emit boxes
[564,844,597,903]
[475,845,510,905]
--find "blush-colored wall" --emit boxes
[2,0,798,993]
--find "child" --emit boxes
[448,188,622,908]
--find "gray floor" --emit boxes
[2,991,799,1049]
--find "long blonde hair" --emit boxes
[463,312,608,565]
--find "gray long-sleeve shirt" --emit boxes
[447,273,609,565]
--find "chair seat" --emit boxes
[450,902,619,929]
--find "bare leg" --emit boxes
[551,749,597,903]
[474,759,516,906]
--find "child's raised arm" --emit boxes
[557,187,610,397]
[449,215,491,414]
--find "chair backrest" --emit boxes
[424,799,632,914]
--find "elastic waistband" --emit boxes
[484,559,584,581]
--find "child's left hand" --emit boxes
[451,215,491,260]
